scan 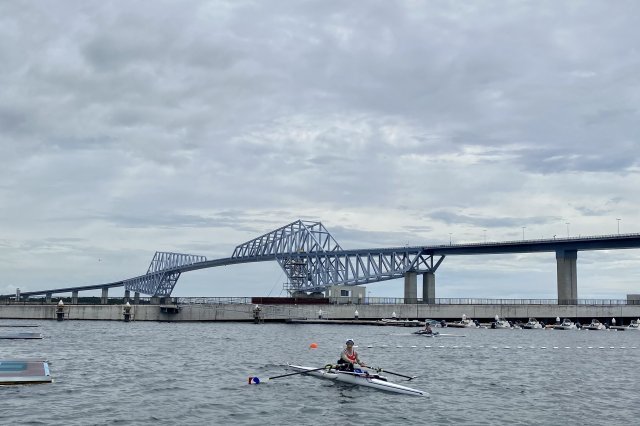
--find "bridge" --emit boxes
[6,220,640,304]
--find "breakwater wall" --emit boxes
[2,303,640,323]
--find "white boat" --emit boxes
[424,319,444,328]
[448,319,477,328]
[288,365,427,397]
[627,319,640,330]
[553,318,577,330]
[491,316,512,329]
[584,319,606,330]
[522,318,543,329]
[448,314,477,328]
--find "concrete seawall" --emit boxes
[2,303,640,323]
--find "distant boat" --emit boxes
[554,318,577,330]
[627,319,640,330]
[448,318,477,328]
[584,319,606,330]
[522,318,543,329]
[491,317,512,329]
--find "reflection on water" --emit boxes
[1,320,639,425]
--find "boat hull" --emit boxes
[288,365,427,397]
[522,324,543,329]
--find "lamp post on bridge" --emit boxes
[566,222,570,237]
[617,218,621,235]
[522,227,526,240]
[483,229,487,243]
[449,233,452,245]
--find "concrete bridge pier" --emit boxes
[134,292,140,304]
[101,287,109,305]
[404,272,417,304]
[72,291,78,304]
[423,272,435,304]
[556,249,577,304]
[46,293,52,304]
[124,290,130,303]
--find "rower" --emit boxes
[337,339,366,371]
[423,323,433,335]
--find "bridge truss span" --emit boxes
[285,250,446,293]
[231,220,341,258]
[123,252,207,297]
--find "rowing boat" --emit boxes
[413,330,439,336]
[288,365,427,397]
[413,330,465,337]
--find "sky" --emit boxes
[1,1,639,300]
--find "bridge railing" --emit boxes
[337,297,637,305]
[2,296,638,306]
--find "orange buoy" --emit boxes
[309,342,318,349]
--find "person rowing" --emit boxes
[423,323,433,335]
[336,338,366,372]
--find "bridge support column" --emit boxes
[46,293,52,304]
[72,291,78,305]
[404,272,417,304]
[124,290,130,303]
[556,249,577,304]
[101,287,109,305]
[134,292,140,304]
[422,272,435,304]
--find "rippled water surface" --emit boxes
[2,320,639,425]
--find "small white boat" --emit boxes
[554,318,577,330]
[522,318,543,329]
[448,314,477,328]
[627,319,640,330]
[491,316,512,329]
[447,319,477,328]
[584,319,606,330]
[288,365,427,397]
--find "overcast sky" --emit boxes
[1,1,639,300]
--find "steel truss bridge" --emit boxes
[7,220,640,301]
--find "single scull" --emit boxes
[288,365,427,397]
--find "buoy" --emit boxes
[309,342,318,349]
[123,301,132,322]
[248,376,261,384]
[56,300,65,321]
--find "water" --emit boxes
[1,320,639,425]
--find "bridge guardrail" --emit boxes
[3,296,638,306]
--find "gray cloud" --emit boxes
[1,1,639,298]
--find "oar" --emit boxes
[375,368,417,381]
[248,365,331,384]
